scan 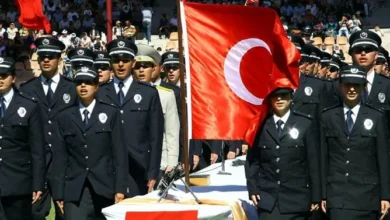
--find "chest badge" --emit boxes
[378,92,386,103]
[18,107,27,118]
[364,119,373,130]
[99,113,108,124]
[134,94,142,103]
[304,87,313,96]
[289,128,299,139]
[63,93,71,104]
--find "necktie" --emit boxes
[118,82,125,105]
[83,109,89,127]
[346,110,354,133]
[46,79,53,104]
[0,95,5,119]
[276,119,284,137]
[361,87,369,103]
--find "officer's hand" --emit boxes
[380,200,389,220]
[321,200,326,213]
[210,153,218,164]
[250,194,260,207]
[227,151,236,159]
[56,200,64,214]
[165,166,173,173]
[115,193,125,204]
[242,144,249,155]
[32,191,42,204]
[193,155,200,170]
[310,203,319,211]
[147,179,156,193]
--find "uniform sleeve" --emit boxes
[320,114,328,200]
[305,119,321,203]
[147,90,164,180]
[164,91,180,168]
[211,140,222,154]
[111,109,128,194]
[245,142,261,198]
[29,103,46,192]
[376,113,390,200]
[51,115,68,200]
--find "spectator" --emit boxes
[0,23,5,37]
[294,3,306,16]
[80,32,92,49]
[83,4,93,17]
[93,36,104,51]
[280,2,294,18]
[72,15,81,31]
[325,15,338,37]
[306,0,319,17]
[19,26,29,38]
[89,23,101,41]
[338,14,350,38]
[67,7,79,21]
[46,1,57,13]
[141,2,153,44]
[59,0,69,12]
[112,20,123,40]
[59,16,70,30]
[82,14,95,30]
[6,23,18,40]
[53,8,64,23]
[169,13,178,32]
[6,7,17,23]
[348,14,361,33]
[0,8,6,22]
[159,13,169,39]
[59,30,72,48]
[374,24,385,38]
[333,44,345,60]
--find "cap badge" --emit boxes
[98,54,104,58]
[360,32,368,39]
[42,39,50,45]
[364,119,373,130]
[77,50,85,55]
[0,58,3,63]
[289,128,299,139]
[118,41,125,48]
[17,107,27,118]
[134,94,142,103]
[350,68,359,73]
[99,113,108,124]
[81,67,89,72]
[167,54,174,59]
[63,93,71,104]
[304,86,313,96]
[378,92,386,103]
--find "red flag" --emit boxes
[125,211,198,220]
[182,3,300,145]
[15,0,51,33]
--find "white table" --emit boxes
[102,156,258,220]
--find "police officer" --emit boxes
[375,47,389,75]
[52,67,128,219]
[96,39,164,195]
[162,51,182,87]
[320,65,390,219]
[246,86,320,220]
[133,46,180,179]
[19,37,77,220]
[317,51,333,78]
[93,51,113,85]
[0,57,46,219]
[68,47,95,71]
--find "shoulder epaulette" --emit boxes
[322,104,340,112]
[292,109,313,119]
[18,91,38,102]
[137,81,155,88]
[156,85,172,92]
[364,103,385,113]
[20,77,39,87]
[98,99,117,108]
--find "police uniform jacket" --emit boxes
[97,80,164,180]
[245,110,321,213]
[156,86,180,171]
[19,75,77,178]
[51,101,128,202]
[0,91,46,196]
[320,104,390,211]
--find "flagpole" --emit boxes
[106,0,113,42]
[176,0,190,191]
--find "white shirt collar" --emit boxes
[154,77,162,86]
[1,88,14,108]
[176,80,181,88]
[273,110,290,125]
[113,75,133,96]
[343,103,360,119]
[366,69,375,85]
[79,99,96,119]
[41,73,60,84]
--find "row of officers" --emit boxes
[0,36,186,220]
[246,30,390,220]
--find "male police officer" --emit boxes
[246,85,320,220]
[93,51,113,85]
[97,39,164,195]
[19,37,77,220]
[375,47,389,75]
[320,65,390,220]
[68,47,94,71]
[0,57,46,220]
[52,67,128,219]
[133,46,180,178]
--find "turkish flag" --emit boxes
[125,210,198,220]
[182,2,300,145]
[14,0,51,33]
